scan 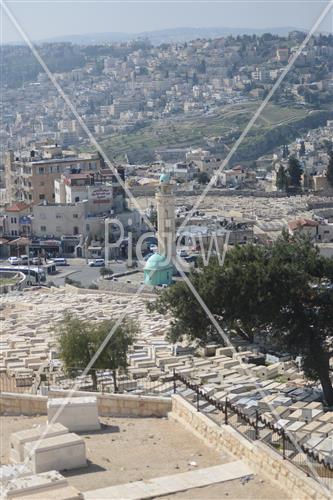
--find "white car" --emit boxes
[88,258,105,267]
[7,256,21,265]
[177,249,188,258]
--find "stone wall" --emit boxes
[49,390,171,417]
[171,395,331,500]
[0,391,171,418]
[0,392,47,416]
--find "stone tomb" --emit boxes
[10,423,69,463]
[24,433,87,474]
[4,470,81,499]
[47,396,100,432]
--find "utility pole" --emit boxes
[26,243,31,286]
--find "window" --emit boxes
[73,214,78,219]
[75,196,80,202]
[73,226,79,235]
[10,217,17,224]
[56,214,62,219]
[86,224,90,231]
[38,167,45,175]
[11,230,18,236]
[39,194,45,200]
[56,226,62,232]
[40,226,47,232]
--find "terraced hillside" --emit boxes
[99,101,332,164]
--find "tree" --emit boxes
[276,164,288,191]
[299,141,306,157]
[197,171,210,185]
[149,235,333,406]
[100,266,113,278]
[282,144,289,159]
[287,156,302,188]
[326,150,333,187]
[57,316,137,391]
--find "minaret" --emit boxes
[156,172,176,263]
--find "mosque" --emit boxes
[144,173,175,287]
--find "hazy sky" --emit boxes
[1,1,332,44]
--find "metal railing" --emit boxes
[48,368,175,397]
[173,371,333,491]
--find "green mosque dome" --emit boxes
[144,253,173,286]
[159,172,170,183]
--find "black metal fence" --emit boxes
[173,371,333,491]
[49,368,175,397]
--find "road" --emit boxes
[51,259,128,287]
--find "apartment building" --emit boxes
[5,145,102,204]
[1,202,32,237]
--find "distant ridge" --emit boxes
[35,26,303,46]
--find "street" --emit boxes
[51,259,128,287]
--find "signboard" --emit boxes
[19,216,32,225]
[88,186,112,205]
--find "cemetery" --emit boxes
[0,285,332,498]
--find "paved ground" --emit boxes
[51,260,127,287]
[84,461,254,499]
[159,475,288,499]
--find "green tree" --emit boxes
[282,145,289,159]
[326,150,333,187]
[149,235,333,406]
[197,171,210,185]
[100,266,113,277]
[299,141,306,157]
[287,156,303,188]
[276,164,288,191]
[57,316,137,391]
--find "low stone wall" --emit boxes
[49,390,171,417]
[0,391,171,418]
[171,395,331,500]
[0,392,47,416]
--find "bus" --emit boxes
[0,266,46,285]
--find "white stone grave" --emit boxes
[47,396,100,432]
[10,423,68,463]
[4,470,81,499]
[24,433,87,474]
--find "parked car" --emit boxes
[7,256,21,265]
[20,254,29,264]
[177,249,188,258]
[53,257,68,266]
[88,258,105,267]
[31,257,43,265]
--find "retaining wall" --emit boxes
[0,390,171,418]
[171,394,331,500]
